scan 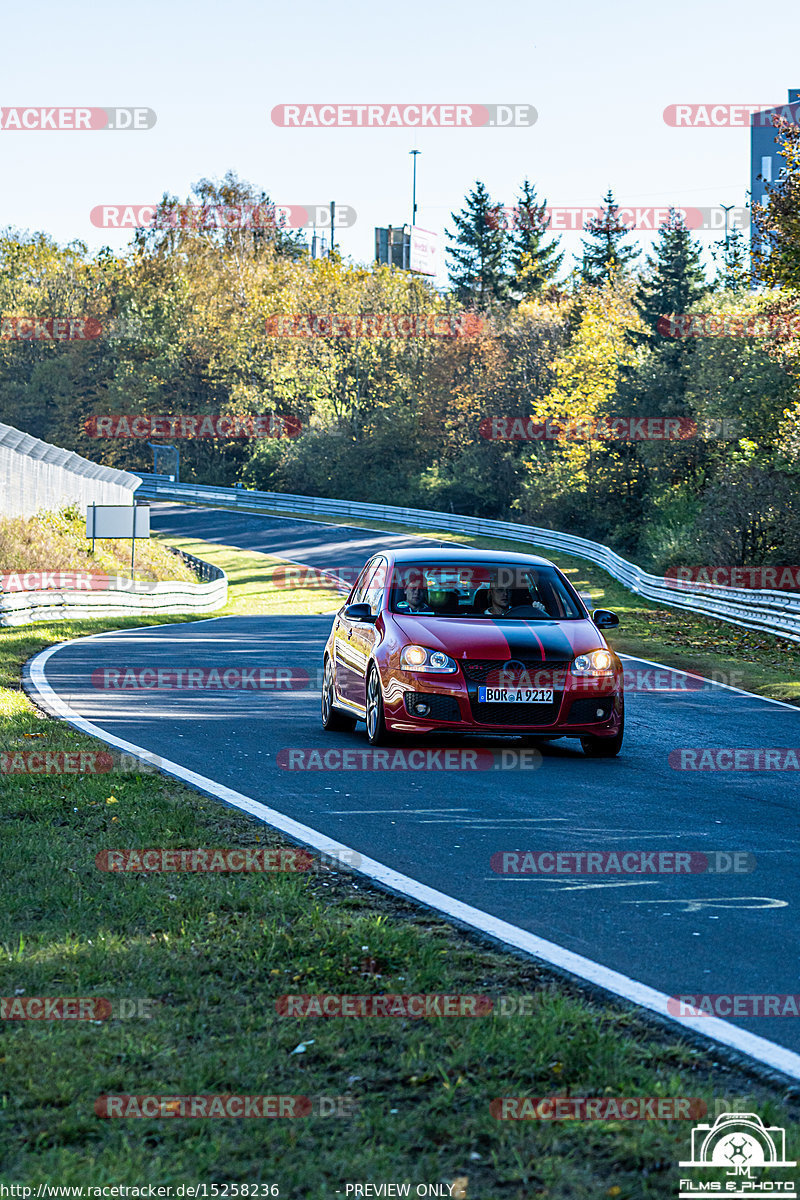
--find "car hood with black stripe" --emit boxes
[389,614,608,663]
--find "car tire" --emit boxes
[366,665,392,746]
[321,657,357,732]
[580,713,624,758]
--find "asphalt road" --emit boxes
[148,502,451,581]
[27,504,800,1069]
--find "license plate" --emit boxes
[478,687,554,703]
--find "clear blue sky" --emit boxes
[2,0,798,284]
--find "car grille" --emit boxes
[404,692,462,722]
[469,700,561,726]
[461,660,567,726]
[461,659,569,685]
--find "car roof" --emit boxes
[382,546,557,569]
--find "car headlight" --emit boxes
[571,649,614,676]
[400,645,458,673]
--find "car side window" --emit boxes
[363,557,388,616]
[349,560,380,607]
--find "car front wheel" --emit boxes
[581,712,624,758]
[366,666,391,746]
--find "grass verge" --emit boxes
[1,533,799,1197]
[0,507,196,584]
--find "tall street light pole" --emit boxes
[410,150,420,228]
[721,203,735,252]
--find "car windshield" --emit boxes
[389,562,584,620]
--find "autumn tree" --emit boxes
[752,117,800,288]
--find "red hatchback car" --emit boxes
[321,548,624,756]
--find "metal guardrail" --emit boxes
[0,551,228,627]
[133,473,800,644]
[166,545,223,584]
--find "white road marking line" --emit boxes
[326,807,476,815]
[619,653,800,713]
[419,818,575,824]
[26,633,800,1084]
[624,897,787,911]
[484,878,660,890]
[418,822,705,835]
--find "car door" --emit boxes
[346,556,387,708]
[333,558,382,707]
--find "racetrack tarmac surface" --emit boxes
[29,504,800,1063]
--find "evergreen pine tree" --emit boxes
[635,209,707,339]
[710,226,751,291]
[509,179,564,298]
[611,210,709,527]
[446,181,508,307]
[580,189,640,284]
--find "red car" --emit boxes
[321,548,624,756]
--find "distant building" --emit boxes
[375,225,438,274]
[750,88,800,240]
[375,225,411,269]
[306,232,328,259]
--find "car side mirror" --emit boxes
[592,608,619,629]
[344,603,376,623]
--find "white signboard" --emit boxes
[86,505,150,539]
[409,226,438,275]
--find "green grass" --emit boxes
[158,536,344,617]
[2,533,800,1196]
